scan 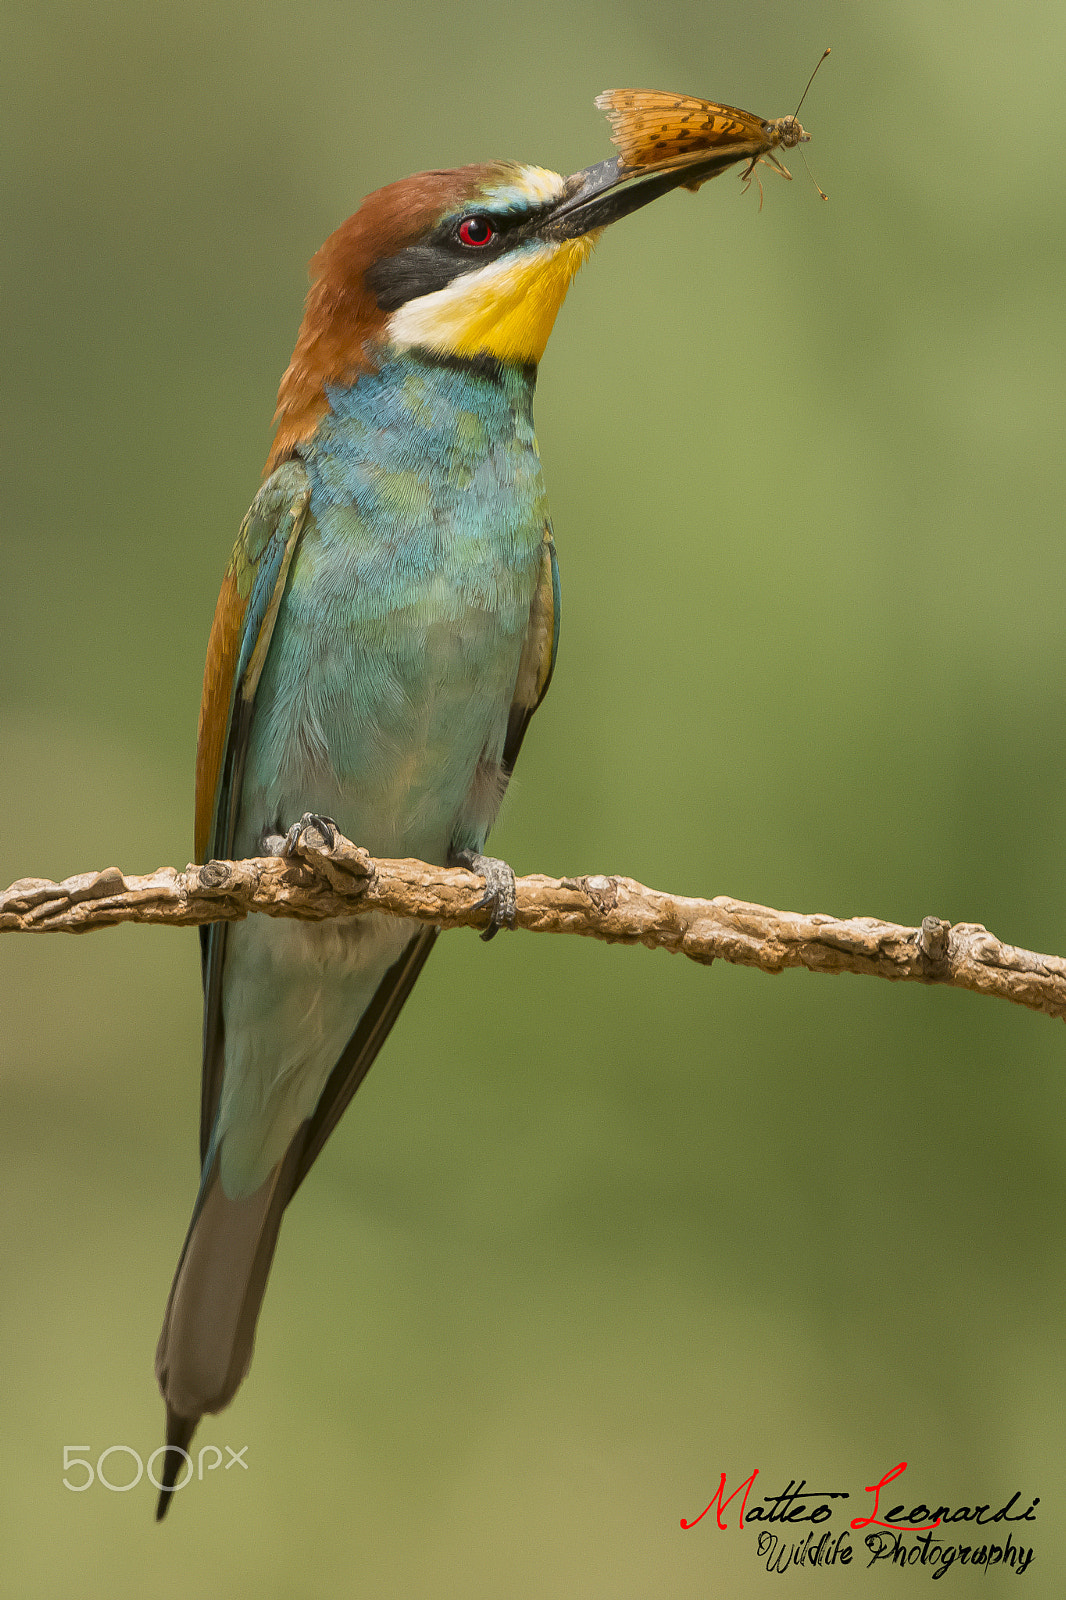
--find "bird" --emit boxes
[152,115,780,1520]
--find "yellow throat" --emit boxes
[385,233,599,366]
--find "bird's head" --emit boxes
[268,146,742,471]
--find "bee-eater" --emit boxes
[154,129,766,1519]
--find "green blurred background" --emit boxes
[3,0,1065,1593]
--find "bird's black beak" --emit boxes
[544,152,747,240]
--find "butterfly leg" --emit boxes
[764,152,794,181]
[739,159,765,210]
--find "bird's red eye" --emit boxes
[458,215,496,248]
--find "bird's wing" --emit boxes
[503,519,560,774]
[194,459,312,1163]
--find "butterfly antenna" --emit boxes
[799,148,828,202]
[794,45,831,120]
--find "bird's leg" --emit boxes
[259,813,339,859]
[449,847,517,942]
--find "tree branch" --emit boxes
[3,828,1064,1022]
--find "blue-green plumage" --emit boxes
[155,343,559,1509]
[222,355,551,1194]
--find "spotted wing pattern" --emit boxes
[595,88,809,191]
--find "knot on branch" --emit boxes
[198,860,234,891]
[562,873,620,916]
[917,915,952,968]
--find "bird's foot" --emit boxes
[261,815,373,894]
[259,813,339,859]
[283,813,339,857]
[450,848,517,942]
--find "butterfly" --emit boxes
[595,50,828,203]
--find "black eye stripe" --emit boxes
[365,204,547,312]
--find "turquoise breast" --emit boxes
[238,352,548,864]
[217,352,551,1194]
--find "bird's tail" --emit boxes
[153,1138,303,1521]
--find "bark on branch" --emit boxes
[3,828,1064,1023]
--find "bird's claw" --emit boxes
[451,849,517,941]
[280,813,339,859]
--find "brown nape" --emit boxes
[264,163,518,475]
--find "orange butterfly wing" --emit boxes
[592,90,768,168]
[595,89,769,170]
[595,88,810,198]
